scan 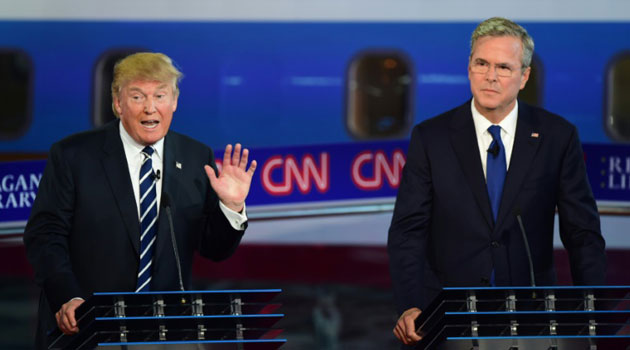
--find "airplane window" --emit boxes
[519,54,543,107]
[93,49,144,127]
[0,50,32,140]
[605,54,630,141]
[347,52,413,139]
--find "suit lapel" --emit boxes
[494,103,541,233]
[100,121,141,255]
[155,132,183,263]
[449,103,494,230]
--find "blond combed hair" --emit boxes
[470,17,535,69]
[111,52,183,117]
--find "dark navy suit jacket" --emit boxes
[388,100,606,314]
[24,120,244,349]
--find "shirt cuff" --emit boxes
[219,201,248,231]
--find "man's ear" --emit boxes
[113,95,123,116]
[519,66,531,90]
[172,90,179,113]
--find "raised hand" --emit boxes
[204,143,257,212]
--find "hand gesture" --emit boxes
[205,143,257,212]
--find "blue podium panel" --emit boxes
[415,286,630,350]
[48,290,285,350]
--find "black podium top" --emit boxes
[48,289,286,350]
[414,286,630,350]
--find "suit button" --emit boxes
[491,241,500,248]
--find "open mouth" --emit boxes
[141,120,160,129]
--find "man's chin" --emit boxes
[474,99,500,112]
[137,132,166,146]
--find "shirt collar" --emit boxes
[470,98,518,137]
[118,120,165,160]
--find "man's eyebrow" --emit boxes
[474,58,513,67]
[128,87,146,94]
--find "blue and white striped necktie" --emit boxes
[136,146,158,292]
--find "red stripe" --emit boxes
[194,244,630,287]
[193,244,392,287]
[3,243,630,286]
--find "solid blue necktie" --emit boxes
[486,126,505,286]
[486,125,506,222]
[136,146,158,292]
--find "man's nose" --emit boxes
[484,65,500,81]
[144,98,156,113]
[484,66,498,80]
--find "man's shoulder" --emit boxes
[412,100,576,133]
[164,130,217,165]
[166,130,212,153]
[413,101,469,133]
[53,120,116,153]
[519,102,576,133]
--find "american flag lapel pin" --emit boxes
[176,161,182,169]
[531,132,540,138]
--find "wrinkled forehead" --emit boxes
[470,35,524,60]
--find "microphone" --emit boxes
[514,207,536,288]
[487,142,499,157]
[152,169,161,181]
[162,193,184,293]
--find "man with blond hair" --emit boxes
[388,17,606,347]
[24,52,256,349]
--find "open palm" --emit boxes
[205,143,257,212]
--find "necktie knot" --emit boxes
[488,125,502,141]
[142,146,154,159]
[487,125,502,158]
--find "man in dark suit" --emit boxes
[23,52,257,349]
[388,17,606,346]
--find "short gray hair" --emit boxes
[470,17,534,69]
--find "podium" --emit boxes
[48,289,286,349]
[415,286,630,350]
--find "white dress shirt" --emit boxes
[119,124,247,230]
[471,99,518,180]
[68,126,247,303]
